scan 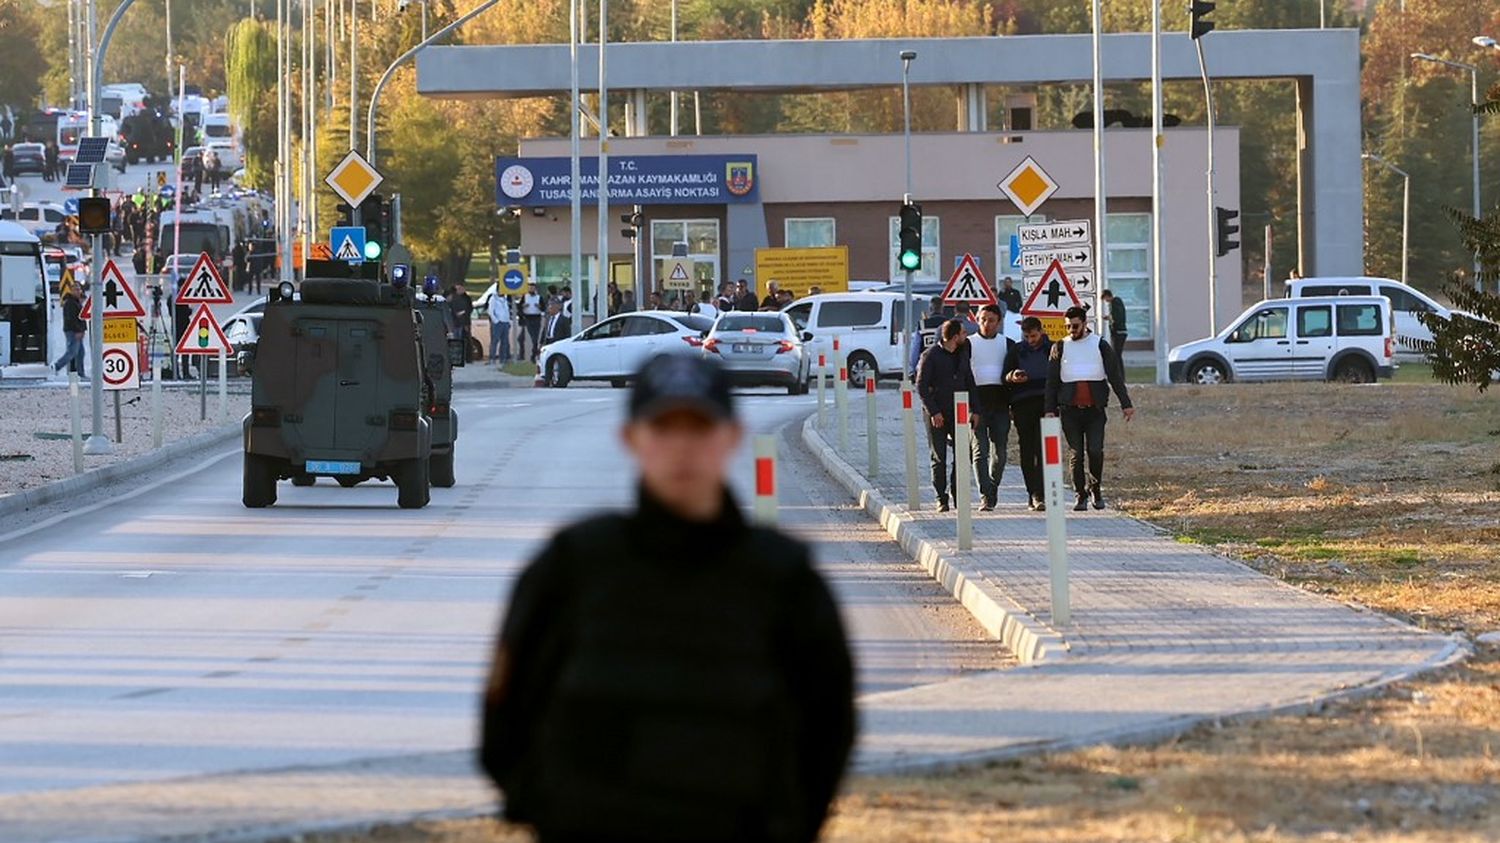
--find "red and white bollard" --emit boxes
[753,435,778,525]
[817,352,827,426]
[1040,416,1071,626]
[833,336,848,451]
[902,379,919,510]
[865,375,879,475]
[954,391,972,549]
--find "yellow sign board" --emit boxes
[754,246,849,300]
[103,317,139,344]
[324,149,384,207]
[1038,316,1068,341]
[662,258,696,291]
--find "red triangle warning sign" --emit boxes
[174,252,233,305]
[80,259,147,320]
[940,253,997,306]
[1020,259,1084,317]
[174,304,234,356]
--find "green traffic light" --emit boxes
[899,250,921,271]
[364,240,383,261]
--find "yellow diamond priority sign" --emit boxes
[325,149,384,207]
[998,155,1059,217]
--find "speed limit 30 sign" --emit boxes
[102,317,141,391]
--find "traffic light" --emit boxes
[1190,1,1216,40]
[1215,206,1241,257]
[335,202,355,227]
[77,197,111,234]
[621,211,643,240]
[897,201,923,272]
[359,194,385,261]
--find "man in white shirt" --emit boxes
[1044,306,1135,511]
[519,285,544,362]
[968,304,1012,511]
[489,292,512,364]
[692,291,720,319]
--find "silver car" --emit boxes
[704,312,811,394]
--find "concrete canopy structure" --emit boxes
[417,29,1362,277]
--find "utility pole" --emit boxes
[597,0,613,314]
[570,0,583,330]
[1090,0,1109,336]
[1150,0,1169,385]
[1194,31,1218,335]
[669,0,678,137]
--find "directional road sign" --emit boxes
[997,155,1059,217]
[1019,246,1093,275]
[174,304,233,356]
[331,226,366,263]
[80,259,146,320]
[1017,219,1091,248]
[175,253,233,305]
[502,266,527,293]
[662,258,696,291]
[325,149,384,208]
[940,253,997,306]
[1026,269,1093,295]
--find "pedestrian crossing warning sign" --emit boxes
[940,253,997,307]
[174,252,234,305]
[663,258,696,291]
[174,304,234,356]
[335,234,362,261]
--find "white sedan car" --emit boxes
[539,310,714,388]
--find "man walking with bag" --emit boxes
[1045,306,1134,511]
[481,354,855,843]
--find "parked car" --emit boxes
[538,310,714,388]
[9,143,47,176]
[781,292,927,387]
[704,312,811,394]
[1168,295,1396,384]
[1285,277,1450,358]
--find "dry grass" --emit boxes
[288,382,1500,843]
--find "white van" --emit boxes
[0,221,59,367]
[782,292,924,386]
[1284,277,1449,358]
[1168,296,1396,384]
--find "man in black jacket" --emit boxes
[916,319,976,512]
[481,354,855,843]
[1004,316,1053,511]
[1044,306,1135,511]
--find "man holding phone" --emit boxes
[1004,317,1053,511]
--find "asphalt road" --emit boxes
[0,387,998,797]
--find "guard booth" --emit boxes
[0,220,53,367]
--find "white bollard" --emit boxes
[816,352,826,426]
[902,379,920,510]
[150,345,162,449]
[834,337,848,452]
[752,435,778,525]
[217,347,228,423]
[1041,416,1071,626]
[865,375,879,476]
[68,371,84,474]
[954,391,972,550]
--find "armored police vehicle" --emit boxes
[242,274,433,508]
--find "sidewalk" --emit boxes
[809,390,1468,773]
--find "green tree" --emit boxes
[0,0,45,109]
[225,17,278,188]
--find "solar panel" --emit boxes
[75,136,111,165]
[64,164,95,190]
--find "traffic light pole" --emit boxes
[1195,36,1218,336]
[1150,0,1169,387]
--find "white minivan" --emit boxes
[782,292,923,387]
[1168,296,1396,384]
[1284,277,1448,358]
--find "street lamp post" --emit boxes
[899,50,915,372]
[1363,153,1410,288]
[1411,52,1481,290]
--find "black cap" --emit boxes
[630,354,735,422]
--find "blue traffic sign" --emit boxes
[331,226,366,263]
[1009,234,1022,267]
[502,268,526,292]
[63,198,80,215]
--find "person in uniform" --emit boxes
[481,355,856,843]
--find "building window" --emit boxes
[994,214,1046,288]
[1105,213,1152,341]
[888,215,940,282]
[650,219,721,294]
[785,217,836,249]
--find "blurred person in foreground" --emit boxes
[481,354,856,843]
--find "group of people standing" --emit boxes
[485,282,575,365]
[915,295,1134,514]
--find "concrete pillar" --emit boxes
[966,83,987,132]
[628,88,648,136]
[1295,76,1312,276]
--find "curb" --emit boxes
[0,423,241,520]
[800,414,1069,666]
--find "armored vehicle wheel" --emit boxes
[291,473,315,487]
[395,457,430,509]
[430,450,456,488]
[336,476,362,488]
[243,453,278,508]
